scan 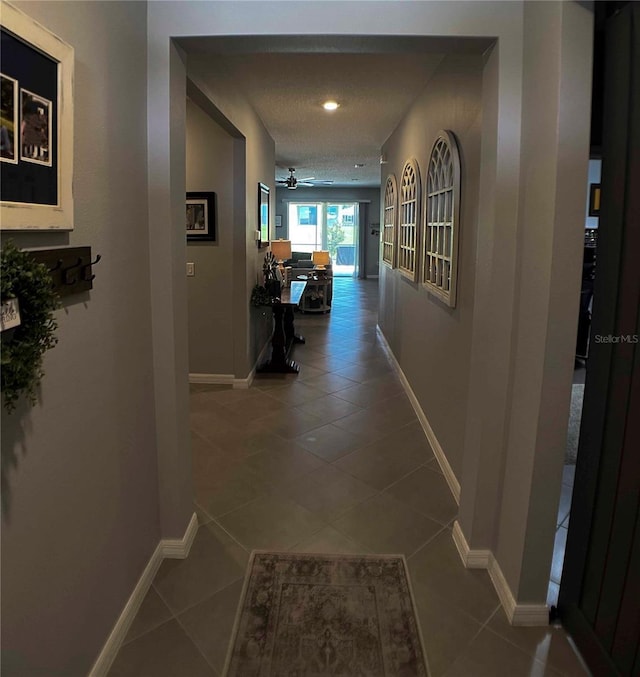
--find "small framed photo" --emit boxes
[186,191,216,242]
[588,183,601,217]
[258,182,270,248]
[20,88,52,166]
[1,73,18,164]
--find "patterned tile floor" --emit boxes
[108,277,589,677]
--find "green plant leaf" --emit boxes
[1,240,60,412]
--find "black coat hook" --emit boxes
[48,259,63,274]
[62,257,83,285]
[82,254,102,282]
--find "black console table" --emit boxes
[257,281,306,374]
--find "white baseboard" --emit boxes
[189,373,234,385]
[452,520,491,568]
[161,512,198,559]
[377,325,548,627]
[487,557,549,626]
[189,373,252,389]
[452,520,549,626]
[88,512,198,676]
[376,326,461,504]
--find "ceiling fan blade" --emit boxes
[298,176,315,182]
[298,181,314,186]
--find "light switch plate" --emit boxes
[186,262,195,277]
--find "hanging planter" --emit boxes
[1,241,59,412]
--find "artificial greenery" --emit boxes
[1,240,59,412]
[250,284,272,307]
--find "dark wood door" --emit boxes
[558,4,640,676]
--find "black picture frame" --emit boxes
[588,183,601,217]
[186,191,216,242]
[258,182,270,249]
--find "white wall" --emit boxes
[1,2,162,675]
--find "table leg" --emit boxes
[284,305,305,345]
[257,303,300,374]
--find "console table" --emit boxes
[257,280,306,374]
[294,269,333,313]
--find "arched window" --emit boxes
[398,159,421,281]
[423,131,461,307]
[382,174,398,267]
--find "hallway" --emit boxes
[109,278,588,676]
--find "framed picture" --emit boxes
[258,182,270,248]
[588,183,601,217]
[1,2,74,230]
[186,192,216,242]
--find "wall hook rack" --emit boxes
[27,246,102,298]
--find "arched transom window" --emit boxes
[398,159,421,281]
[423,130,461,307]
[382,174,397,267]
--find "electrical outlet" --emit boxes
[186,262,195,277]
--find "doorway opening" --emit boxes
[288,201,359,276]
[547,164,600,610]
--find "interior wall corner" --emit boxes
[493,0,594,605]
[148,36,194,539]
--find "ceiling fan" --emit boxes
[276,167,316,190]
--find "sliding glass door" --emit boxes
[288,201,359,276]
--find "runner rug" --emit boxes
[223,551,429,676]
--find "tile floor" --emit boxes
[108,277,589,677]
[547,464,576,609]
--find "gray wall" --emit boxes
[275,186,381,277]
[186,56,276,377]
[378,53,483,478]
[186,99,235,375]
[1,2,160,675]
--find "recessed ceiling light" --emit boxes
[354,163,364,168]
[322,101,339,111]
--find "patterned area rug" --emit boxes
[223,552,429,676]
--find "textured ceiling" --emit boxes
[179,36,491,188]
